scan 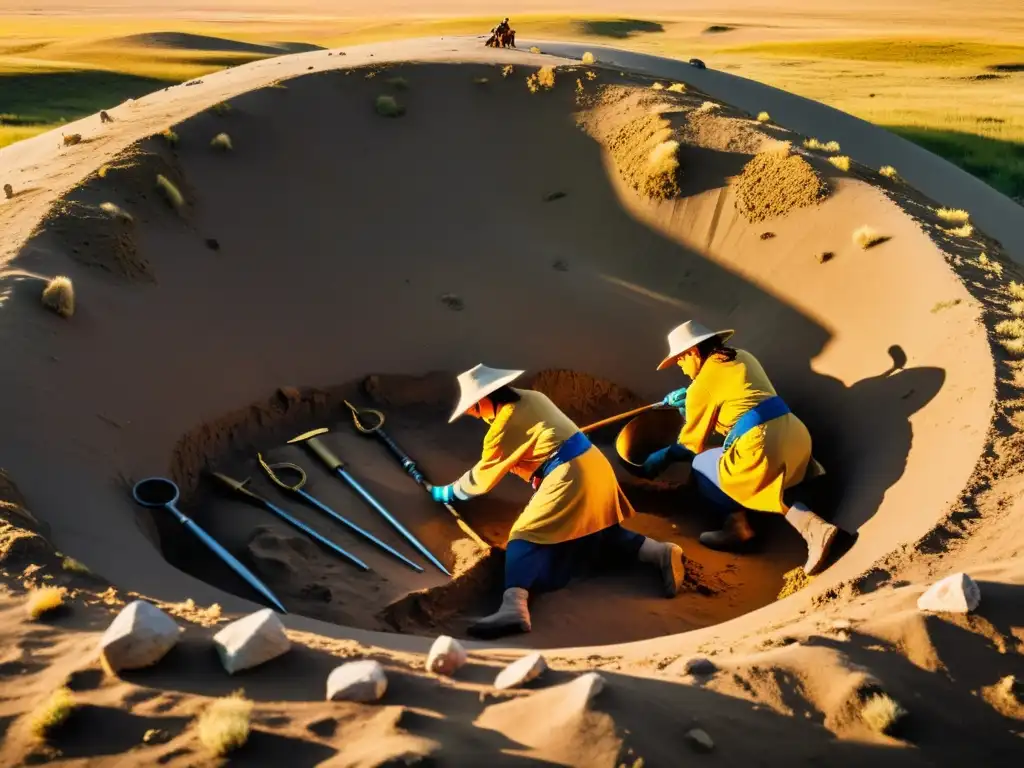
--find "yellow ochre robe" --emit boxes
[679,349,819,514]
[452,389,635,545]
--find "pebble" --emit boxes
[685,728,714,753]
[494,652,547,690]
[326,660,387,702]
[213,608,291,675]
[917,572,980,614]
[426,635,467,677]
[99,600,182,673]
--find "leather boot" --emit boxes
[699,510,756,551]
[638,538,686,597]
[785,502,838,575]
[467,587,531,639]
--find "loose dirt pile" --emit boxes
[734,147,829,222]
[605,110,681,199]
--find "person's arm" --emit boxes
[430,407,521,503]
[677,375,719,454]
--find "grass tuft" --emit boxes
[41,277,74,318]
[27,586,67,618]
[29,687,76,739]
[501,65,514,78]
[99,202,133,222]
[1009,281,1024,300]
[212,102,231,116]
[156,174,184,209]
[696,101,720,114]
[210,132,233,151]
[160,128,179,146]
[529,46,541,54]
[61,556,91,575]
[860,693,908,735]
[943,222,974,238]
[853,225,886,249]
[651,82,665,90]
[667,83,686,92]
[1010,300,1024,316]
[582,52,595,65]
[757,111,771,123]
[585,70,598,81]
[879,165,900,180]
[526,66,556,93]
[936,207,970,223]
[804,138,841,153]
[828,155,852,171]
[387,76,409,90]
[995,318,1024,337]
[97,164,111,178]
[198,691,253,756]
[374,94,405,117]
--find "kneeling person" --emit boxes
[429,364,685,639]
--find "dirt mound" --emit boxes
[734,148,829,222]
[37,199,149,279]
[604,110,681,199]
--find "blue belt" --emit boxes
[533,431,593,483]
[723,396,790,451]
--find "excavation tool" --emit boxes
[209,470,370,572]
[256,453,424,573]
[343,400,490,549]
[580,402,669,435]
[131,477,287,614]
[287,427,452,577]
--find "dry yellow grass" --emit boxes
[853,226,886,249]
[696,101,721,114]
[976,253,1003,277]
[995,318,1024,337]
[61,556,91,574]
[1010,301,1024,316]
[156,174,184,209]
[160,128,179,146]
[41,276,74,318]
[28,687,76,739]
[581,51,595,65]
[861,693,907,735]
[1009,281,1024,300]
[651,81,665,90]
[501,64,514,78]
[99,201,133,222]
[649,140,680,179]
[936,207,970,223]
[529,46,541,54]
[803,138,841,153]
[26,586,66,618]
[757,111,771,123]
[879,165,900,180]
[526,66,556,93]
[1000,337,1024,355]
[212,102,232,115]
[828,155,852,171]
[943,222,974,238]
[198,691,253,756]
[210,132,233,150]
[667,83,686,93]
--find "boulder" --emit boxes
[494,652,547,690]
[99,600,182,672]
[213,608,291,674]
[326,660,387,703]
[917,572,980,614]
[426,635,467,677]
[683,657,717,676]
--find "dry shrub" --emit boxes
[606,113,681,200]
[29,687,76,739]
[27,586,66,618]
[198,691,253,756]
[210,133,233,151]
[757,111,771,123]
[853,225,886,249]
[526,66,556,93]
[1010,300,1024,316]
[936,207,970,223]
[529,46,541,54]
[473,76,489,85]
[803,137,841,153]
[667,82,685,92]
[582,51,595,65]
[828,155,851,171]
[879,165,900,180]
[160,128,179,146]
[734,148,828,222]
[62,133,82,147]
[943,222,974,238]
[995,318,1024,337]
[977,253,1002,276]
[387,76,409,90]
[61,556,91,574]
[696,101,720,114]
[41,276,74,318]
[648,140,680,187]
[1000,337,1024,355]
[156,174,184,209]
[585,70,597,80]
[501,64,514,78]
[99,202,133,222]
[860,694,907,735]
[651,81,665,90]
[375,94,405,117]
[1009,281,1024,300]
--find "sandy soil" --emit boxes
[0,36,1021,767]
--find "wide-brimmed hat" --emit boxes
[656,320,734,371]
[449,364,525,423]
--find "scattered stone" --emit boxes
[299,583,332,602]
[760,231,776,240]
[4,183,13,199]
[99,600,182,673]
[440,293,464,311]
[205,238,221,251]
[213,608,291,675]
[426,635,467,677]
[685,728,714,752]
[494,652,547,690]
[100,111,113,123]
[552,259,569,272]
[544,191,567,202]
[817,251,835,264]
[917,572,980,614]
[326,660,387,702]
[683,657,717,676]
[143,728,169,744]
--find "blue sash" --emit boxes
[533,431,593,483]
[723,396,790,451]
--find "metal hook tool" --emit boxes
[257,454,424,573]
[210,470,370,572]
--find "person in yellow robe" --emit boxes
[641,320,838,575]
[428,363,685,639]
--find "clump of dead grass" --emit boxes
[853,225,886,249]
[606,113,681,200]
[828,155,852,172]
[1008,281,1024,300]
[651,81,665,90]
[61,556,91,575]
[696,101,720,114]
[585,70,597,81]
[529,46,541,54]
[1010,300,1024,316]
[198,691,253,756]
[26,586,66,619]
[99,202,133,222]
[757,111,771,123]
[976,252,1002,276]
[667,83,685,92]
[374,94,405,117]
[936,207,970,223]
[210,133,233,151]
[28,687,76,739]
[734,148,829,222]
[803,138,841,153]
[41,277,74,318]
[582,51,595,65]
[97,164,111,178]
[995,318,1024,337]
[879,165,900,180]
[526,66,556,93]
[387,76,409,90]
[212,102,231,116]
[62,133,82,147]
[160,128,179,146]
[860,693,907,736]
[156,174,184,209]
[501,65,514,78]
[943,222,974,238]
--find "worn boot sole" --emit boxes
[466,618,531,640]
[803,523,839,576]
[663,545,686,598]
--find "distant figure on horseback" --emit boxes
[486,17,516,48]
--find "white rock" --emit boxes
[99,600,182,672]
[426,635,467,677]
[326,660,387,702]
[213,608,291,675]
[685,728,714,752]
[564,671,605,708]
[494,651,547,690]
[917,572,981,614]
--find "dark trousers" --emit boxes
[504,525,645,592]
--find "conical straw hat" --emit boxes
[449,364,525,423]
[656,320,734,370]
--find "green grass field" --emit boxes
[1,16,1021,200]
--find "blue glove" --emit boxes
[641,442,691,479]
[662,387,688,409]
[430,484,457,504]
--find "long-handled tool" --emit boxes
[287,428,452,577]
[256,453,424,573]
[131,477,287,614]
[580,402,668,435]
[209,470,370,572]
[343,400,490,549]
